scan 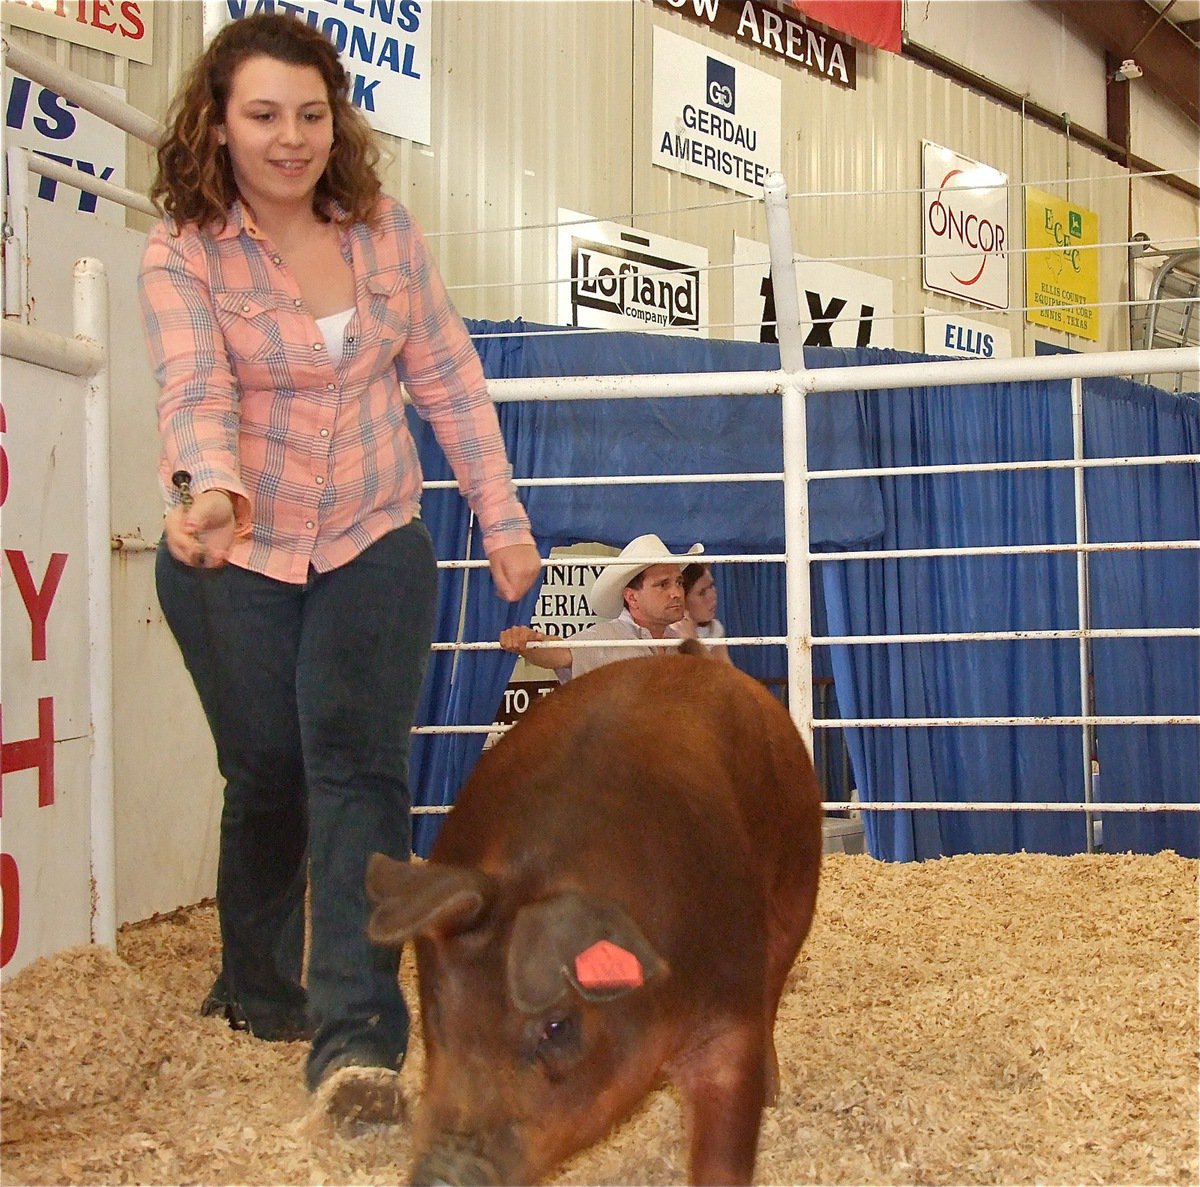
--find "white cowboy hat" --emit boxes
[588,534,704,621]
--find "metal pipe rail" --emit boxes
[2,37,165,145]
[484,346,1198,404]
[23,152,158,218]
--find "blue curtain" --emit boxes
[818,358,1087,860]
[407,323,1198,860]
[1085,379,1200,857]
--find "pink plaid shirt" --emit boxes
[139,196,532,584]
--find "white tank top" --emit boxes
[315,307,355,366]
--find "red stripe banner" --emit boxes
[785,1,902,53]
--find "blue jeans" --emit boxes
[156,521,437,1087]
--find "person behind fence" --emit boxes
[681,561,733,665]
[499,533,705,681]
[137,11,540,1121]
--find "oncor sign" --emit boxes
[921,141,1009,311]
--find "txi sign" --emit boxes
[921,141,1009,311]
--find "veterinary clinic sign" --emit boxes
[558,210,710,335]
[204,0,432,145]
[921,141,1009,311]
[2,0,153,63]
[651,24,781,198]
[654,0,856,89]
[1025,189,1100,342]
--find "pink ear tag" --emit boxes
[574,940,644,989]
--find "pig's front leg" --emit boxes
[676,1022,767,1185]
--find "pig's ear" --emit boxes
[508,893,668,1013]
[365,854,492,946]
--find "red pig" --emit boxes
[366,651,823,1186]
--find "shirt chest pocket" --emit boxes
[213,290,284,364]
[365,267,410,343]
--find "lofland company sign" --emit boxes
[921,141,1010,311]
[557,211,710,334]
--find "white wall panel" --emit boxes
[904,0,1107,137]
[384,0,637,326]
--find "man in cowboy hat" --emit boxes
[499,533,703,682]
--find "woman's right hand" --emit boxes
[164,489,237,569]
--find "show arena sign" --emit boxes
[654,0,856,89]
[921,141,1010,311]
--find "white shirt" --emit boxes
[556,609,685,683]
[315,307,355,366]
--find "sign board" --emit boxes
[488,546,613,744]
[203,0,432,145]
[1,360,94,980]
[1024,188,1100,342]
[651,24,781,198]
[2,0,154,63]
[558,210,710,335]
[732,236,894,348]
[653,0,856,88]
[921,141,1009,311]
[923,309,1012,360]
[3,71,129,225]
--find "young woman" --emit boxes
[681,562,733,665]
[138,12,540,1115]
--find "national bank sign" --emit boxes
[651,25,782,198]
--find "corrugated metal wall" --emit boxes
[4,0,1196,354]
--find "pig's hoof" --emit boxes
[313,1065,408,1132]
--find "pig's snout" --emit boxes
[411,1145,502,1187]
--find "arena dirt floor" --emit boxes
[2,850,1196,1186]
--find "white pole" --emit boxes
[482,346,1198,404]
[1072,377,1098,852]
[3,38,165,146]
[763,172,815,754]
[76,258,116,950]
[4,146,31,321]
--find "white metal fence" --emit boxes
[2,38,1197,900]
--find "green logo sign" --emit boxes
[1068,210,1083,238]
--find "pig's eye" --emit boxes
[532,1014,581,1075]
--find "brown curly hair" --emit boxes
[151,12,381,230]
